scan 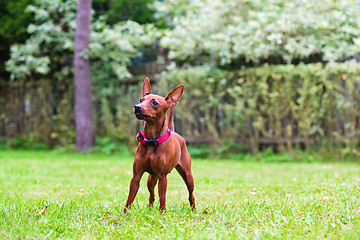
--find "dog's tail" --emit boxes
[168,107,175,132]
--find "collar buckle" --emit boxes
[145,139,159,146]
[136,131,144,142]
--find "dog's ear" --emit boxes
[165,84,184,107]
[142,77,151,96]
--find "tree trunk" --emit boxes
[74,0,94,151]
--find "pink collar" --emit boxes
[136,129,171,146]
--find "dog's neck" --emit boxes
[143,114,168,140]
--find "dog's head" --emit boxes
[134,77,184,121]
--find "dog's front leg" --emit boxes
[158,174,168,213]
[123,171,144,213]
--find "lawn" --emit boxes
[0,150,359,239]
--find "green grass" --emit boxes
[0,150,360,239]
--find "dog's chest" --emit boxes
[138,145,178,174]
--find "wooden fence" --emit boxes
[0,63,165,145]
[1,62,359,153]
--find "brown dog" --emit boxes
[123,77,195,213]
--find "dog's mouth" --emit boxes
[135,112,150,120]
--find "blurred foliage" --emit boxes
[0,139,6,150]
[0,79,75,149]
[2,0,360,158]
[160,61,360,155]
[0,0,159,78]
[2,61,360,156]
[6,133,49,150]
[0,77,141,153]
[0,0,34,43]
[230,148,321,162]
[93,0,157,25]
[158,0,360,66]
[0,0,34,77]
[187,146,211,159]
[93,137,130,155]
[6,0,158,82]
[5,0,159,149]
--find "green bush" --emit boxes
[6,133,49,150]
[159,0,360,66]
[3,61,360,156]
[160,61,360,154]
[187,146,211,159]
[93,137,130,155]
[0,139,6,150]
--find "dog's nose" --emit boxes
[134,105,141,112]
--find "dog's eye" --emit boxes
[139,98,143,103]
[152,101,159,106]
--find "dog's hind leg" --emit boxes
[176,149,195,210]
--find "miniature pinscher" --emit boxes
[123,77,195,213]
